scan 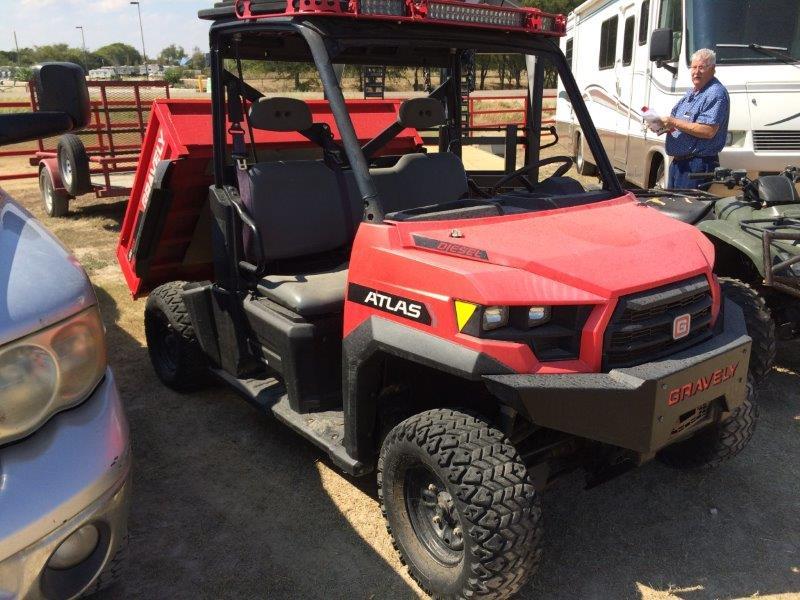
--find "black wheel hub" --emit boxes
[405,465,464,565]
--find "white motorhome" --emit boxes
[555,0,800,188]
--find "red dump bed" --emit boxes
[117,98,423,297]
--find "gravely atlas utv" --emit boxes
[118,1,760,597]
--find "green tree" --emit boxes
[163,67,185,86]
[158,44,187,66]
[95,43,142,66]
[188,46,207,72]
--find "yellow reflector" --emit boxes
[455,300,478,331]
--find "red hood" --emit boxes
[394,196,715,298]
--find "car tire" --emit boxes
[57,133,92,196]
[378,408,542,599]
[575,132,597,176]
[144,281,208,392]
[39,167,70,217]
[80,534,128,597]
[720,277,776,382]
[657,375,758,470]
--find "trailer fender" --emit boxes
[38,157,67,194]
[699,220,767,277]
[342,316,513,462]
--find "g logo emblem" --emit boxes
[673,314,691,340]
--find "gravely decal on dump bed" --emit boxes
[667,362,739,406]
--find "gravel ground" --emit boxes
[2,161,799,600]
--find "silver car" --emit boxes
[0,63,130,599]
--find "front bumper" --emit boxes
[484,299,751,455]
[0,369,131,600]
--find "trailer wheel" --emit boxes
[57,134,92,196]
[378,409,542,599]
[39,167,70,217]
[575,132,597,176]
[145,281,208,392]
[720,277,776,382]
[657,376,758,469]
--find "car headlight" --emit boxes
[0,307,106,445]
[454,300,592,361]
[724,131,746,148]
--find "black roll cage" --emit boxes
[208,17,623,224]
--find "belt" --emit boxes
[671,154,718,162]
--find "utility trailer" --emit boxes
[119,1,761,597]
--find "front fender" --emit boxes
[698,220,766,277]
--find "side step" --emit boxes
[210,368,370,476]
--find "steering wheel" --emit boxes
[489,156,574,195]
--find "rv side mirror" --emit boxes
[0,62,89,147]
[649,28,674,62]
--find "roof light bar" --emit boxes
[232,0,566,36]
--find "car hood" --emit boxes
[396,195,715,299]
[0,189,96,345]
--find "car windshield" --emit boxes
[686,0,800,64]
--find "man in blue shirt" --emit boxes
[659,48,729,189]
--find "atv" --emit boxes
[118,1,760,598]
[638,166,800,379]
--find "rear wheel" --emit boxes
[657,376,758,469]
[39,167,70,217]
[720,277,776,382]
[574,132,597,176]
[57,133,92,196]
[378,409,542,599]
[144,281,208,392]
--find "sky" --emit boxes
[0,0,211,57]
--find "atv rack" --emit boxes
[227,0,566,35]
[741,217,800,299]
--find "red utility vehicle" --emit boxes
[119,1,759,597]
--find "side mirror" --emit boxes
[649,28,674,62]
[0,62,89,147]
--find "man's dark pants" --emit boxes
[668,155,720,189]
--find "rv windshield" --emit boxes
[687,0,800,64]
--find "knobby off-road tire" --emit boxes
[144,281,208,392]
[657,375,758,470]
[39,167,70,217]
[80,534,128,597]
[720,277,776,382]
[57,134,92,196]
[378,409,542,600]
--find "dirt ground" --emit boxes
[2,152,799,599]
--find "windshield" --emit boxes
[687,0,800,64]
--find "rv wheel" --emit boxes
[575,132,597,176]
[379,409,542,599]
[145,281,208,392]
[57,134,92,196]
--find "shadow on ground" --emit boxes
[90,286,416,600]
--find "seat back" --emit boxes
[245,161,351,261]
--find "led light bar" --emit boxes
[233,0,566,36]
[360,0,406,15]
[427,2,525,28]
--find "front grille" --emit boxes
[603,276,714,370]
[753,130,800,152]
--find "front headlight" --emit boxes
[454,300,593,362]
[0,307,106,445]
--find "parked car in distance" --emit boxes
[0,62,130,599]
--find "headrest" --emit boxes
[249,97,313,132]
[757,175,800,205]
[398,98,446,130]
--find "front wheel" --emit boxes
[378,409,542,599]
[720,277,776,382]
